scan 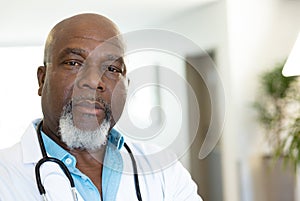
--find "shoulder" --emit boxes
[121,141,202,201]
[0,119,40,166]
[0,141,35,178]
[0,144,40,200]
[0,143,23,166]
[122,141,178,173]
[0,143,24,185]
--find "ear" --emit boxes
[37,66,46,96]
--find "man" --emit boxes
[0,13,202,201]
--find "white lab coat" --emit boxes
[0,122,202,201]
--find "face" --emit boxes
[37,17,128,138]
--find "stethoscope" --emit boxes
[35,120,142,201]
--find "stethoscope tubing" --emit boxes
[124,143,142,201]
[35,121,77,200]
[35,120,142,201]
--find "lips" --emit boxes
[72,100,104,116]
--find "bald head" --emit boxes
[44,13,123,65]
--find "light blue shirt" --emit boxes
[41,128,124,201]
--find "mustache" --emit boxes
[72,95,111,108]
[63,95,112,121]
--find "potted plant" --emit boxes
[254,61,300,170]
[253,61,300,201]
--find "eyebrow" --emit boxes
[58,47,125,68]
[105,54,124,62]
[60,48,124,59]
[60,48,88,57]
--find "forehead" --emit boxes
[48,20,124,60]
[57,38,124,60]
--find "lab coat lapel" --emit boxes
[20,121,85,201]
[39,162,84,201]
[21,121,43,164]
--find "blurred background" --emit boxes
[1,0,300,200]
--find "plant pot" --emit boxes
[251,155,295,201]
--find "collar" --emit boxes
[21,119,124,164]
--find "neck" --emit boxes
[40,120,106,198]
[71,148,106,199]
[69,147,106,165]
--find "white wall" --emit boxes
[226,0,300,201]
[0,46,43,148]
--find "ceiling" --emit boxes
[0,0,216,46]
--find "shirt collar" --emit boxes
[108,128,124,150]
[21,119,124,163]
[42,127,124,160]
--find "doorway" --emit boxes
[186,52,224,201]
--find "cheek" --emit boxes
[42,72,75,115]
[54,74,73,99]
[110,79,128,122]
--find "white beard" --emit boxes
[59,104,111,151]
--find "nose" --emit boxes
[75,65,106,92]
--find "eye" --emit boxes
[107,65,122,73]
[63,60,83,68]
